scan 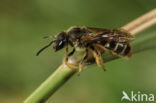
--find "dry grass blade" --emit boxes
[122,9,156,35]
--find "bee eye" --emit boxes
[52,32,67,51]
[53,40,66,51]
[58,41,63,46]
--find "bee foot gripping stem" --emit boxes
[78,64,84,76]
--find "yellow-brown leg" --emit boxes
[78,49,88,75]
[65,46,68,56]
[65,46,68,61]
[65,48,75,61]
[91,47,106,71]
[64,48,77,71]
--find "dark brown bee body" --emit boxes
[37,26,134,73]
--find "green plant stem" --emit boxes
[23,65,76,103]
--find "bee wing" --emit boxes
[86,27,111,33]
[81,33,111,44]
[98,29,134,42]
[81,28,134,44]
[110,34,134,42]
[118,36,134,42]
[113,29,135,42]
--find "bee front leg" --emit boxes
[64,48,76,69]
[78,49,88,75]
[65,46,68,57]
[91,46,106,71]
[65,48,75,61]
[64,46,68,64]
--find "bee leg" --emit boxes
[64,46,68,66]
[65,46,69,58]
[91,46,106,71]
[64,48,76,69]
[65,46,68,60]
[97,51,106,71]
[66,46,68,55]
[65,48,75,61]
[78,49,88,76]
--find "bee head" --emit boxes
[36,32,67,56]
[52,32,67,51]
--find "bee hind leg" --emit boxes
[91,46,106,71]
[78,49,88,76]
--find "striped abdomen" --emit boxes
[97,40,132,57]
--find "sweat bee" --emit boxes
[36,26,134,73]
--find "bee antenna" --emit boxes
[36,41,54,56]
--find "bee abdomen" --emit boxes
[122,44,131,57]
[104,41,131,57]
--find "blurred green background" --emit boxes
[0,0,156,103]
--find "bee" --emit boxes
[36,26,134,73]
